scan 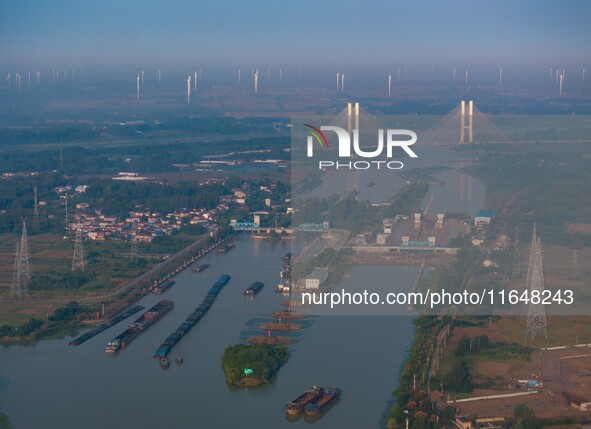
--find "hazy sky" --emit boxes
[1,0,589,71]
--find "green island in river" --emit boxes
[221,343,290,387]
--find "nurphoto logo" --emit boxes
[303,124,418,170]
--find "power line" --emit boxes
[512,225,521,278]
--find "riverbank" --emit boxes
[0,233,234,342]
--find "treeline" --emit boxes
[0,115,288,148]
[0,301,90,340]
[0,172,67,222]
[82,178,228,218]
[0,126,100,146]
[0,136,290,176]
[389,316,449,429]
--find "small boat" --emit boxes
[244,282,264,296]
[285,386,323,415]
[304,387,341,415]
[159,357,170,369]
[193,264,210,273]
[176,357,184,365]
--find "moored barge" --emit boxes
[153,275,231,358]
[192,263,210,273]
[244,282,264,296]
[285,386,323,415]
[106,300,174,353]
[304,387,341,416]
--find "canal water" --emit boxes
[0,234,415,429]
[297,146,484,216]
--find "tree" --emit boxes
[441,406,457,424]
[443,360,472,392]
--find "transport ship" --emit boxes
[69,304,144,346]
[304,387,341,416]
[152,280,175,294]
[153,275,231,358]
[216,244,235,254]
[192,263,210,273]
[129,300,174,330]
[285,386,323,415]
[104,338,121,353]
[244,281,264,296]
[106,300,174,353]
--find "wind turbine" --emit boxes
[388,73,392,98]
[187,75,191,104]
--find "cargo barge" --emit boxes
[216,244,235,254]
[105,300,174,353]
[285,386,323,415]
[304,387,341,416]
[68,305,145,346]
[151,280,175,294]
[244,281,264,296]
[153,275,231,358]
[192,263,210,273]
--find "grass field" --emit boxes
[0,231,196,327]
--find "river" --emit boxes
[0,234,415,429]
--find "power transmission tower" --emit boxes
[571,249,579,280]
[524,225,548,343]
[10,220,31,299]
[130,234,138,263]
[72,221,85,272]
[512,225,521,278]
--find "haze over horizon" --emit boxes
[1,0,589,75]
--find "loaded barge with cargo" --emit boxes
[151,279,175,294]
[285,386,323,415]
[304,387,341,416]
[244,281,264,296]
[192,263,210,273]
[216,244,235,254]
[104,300,174,353]
[68,305,145,346]
[153,275,231,358]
